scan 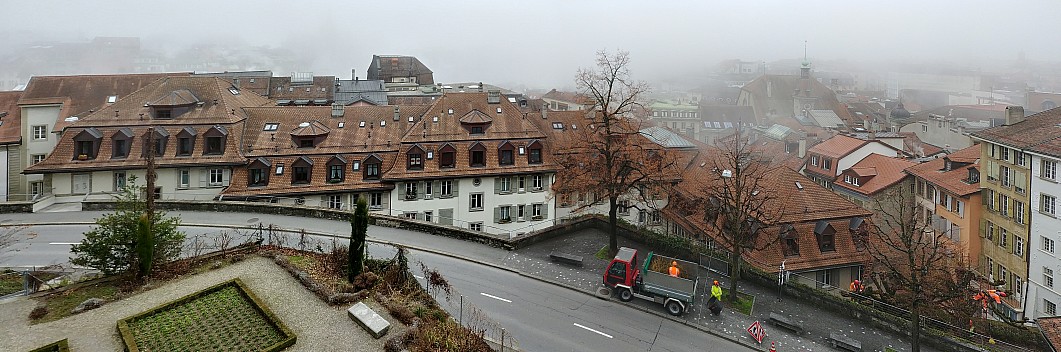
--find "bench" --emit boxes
[768,312,804,334]
[549,251,584,266]
[348,302,390,338]
[828,332,862,352]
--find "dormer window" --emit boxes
[72,128,102,160]
[459,110,492,135]
[291,156,312,185]
[142,128,169,158]
[814,220,836,253]
[176,127,196,157]
[439,144,456,169]
[111,128,133,159]
[248,158,270,187]
[471,126,484,134]
[470,142,486,167]
[363,155,381,180]
[155,109,172,119]
[527,141,543,164]
[780,224,799,257]
[327,155,346,183]
[291,121,330,149]
[968,168,980,183]
[498,141,515,166]
[148,89,199,120]
[407,145,425,170]
[204,125,227,155]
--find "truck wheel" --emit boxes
[619,289,633,302]
[666,301,683,316]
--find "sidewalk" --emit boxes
[5,210,931,351]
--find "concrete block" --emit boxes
[347,302,390,338]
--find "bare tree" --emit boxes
[696,132,784,302]
[868,187,975,352]
[552,50,674,255]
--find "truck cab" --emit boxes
[603,247,639,288]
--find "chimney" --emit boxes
[542,104,548,119]
[233,78,240,90]
[393,106,400,121]
[487,90,501,104]
[1005,106,1025,125]
[351,69,356,81]
[798,131,808,158]
[331,103,345,118]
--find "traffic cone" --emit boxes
[769,341,776,352]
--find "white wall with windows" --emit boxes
[46,167,232,201]
[1027,152,1061,320]
[19,105,63,193]
[553,187,669,234]
[387,173,555,237]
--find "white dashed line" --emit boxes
[573,322,613,338]
[479,292,512,303]
[48,242,79,245]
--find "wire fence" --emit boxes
[419,265,521,352]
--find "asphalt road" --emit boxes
[0,223,750,352]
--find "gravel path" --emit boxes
[0,256,402,352]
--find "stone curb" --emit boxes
[5,221,762,351]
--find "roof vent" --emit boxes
[298,122,311,128]
[496,107,502,114]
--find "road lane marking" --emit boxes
[48,242,79,245]
[573,323,613,338]
[480,292,512,303]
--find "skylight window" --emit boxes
[432,116,439,122]
[408,116,414,122]
[229,87,240,95]
[359,121,366,128]
[338,122,345,128]
[263,123,279,131]
[107,95,117,103]
[552,122,564,129]
[380,120,386,127]
[571,124,577,129]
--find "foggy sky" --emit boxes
[4,0,1060,89]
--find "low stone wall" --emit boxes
[82,200,352,222]
[0,201,34,214]
[370,214,514,250]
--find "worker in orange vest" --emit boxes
[849,279,864,293]
[669,261,681,277]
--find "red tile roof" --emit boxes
[17,72,188,132]
[24,76,270,174]
[667,160,871,273]
[0,91,23,145]
[972,107,1061,157]
[833,154,917,196]
[1039,316,1061,352]
[904,145,981,196]
[899,132,944,157]
[807,134,868,159]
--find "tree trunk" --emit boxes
[728,248,741,302]
[608,196,618,256]
[910,302,922,352]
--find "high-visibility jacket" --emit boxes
[669,266,680,277]
[711,284,723,301]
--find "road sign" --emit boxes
[747,321,765,344]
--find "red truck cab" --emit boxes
[603,247,639,288]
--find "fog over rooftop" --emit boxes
[3,0,1060,89]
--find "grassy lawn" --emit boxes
[0,270,22,296]
[123,283,289,351]
[33,282,119,324]
[721,288,755,315]
[594,245,610,260]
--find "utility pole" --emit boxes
[145,126,156,222]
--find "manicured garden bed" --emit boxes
[27,338,69,352]
[116,278,295,352]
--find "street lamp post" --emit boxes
[777,260,785,302]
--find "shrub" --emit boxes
[28,306,48,320]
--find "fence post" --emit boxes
[501,328,506,352]
[460,294,464,325]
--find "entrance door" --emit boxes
[72,174,91,195]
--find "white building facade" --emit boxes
[1028,151,1061,319]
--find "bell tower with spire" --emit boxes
[800,40,811,79]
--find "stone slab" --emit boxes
[347,302,390,339]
